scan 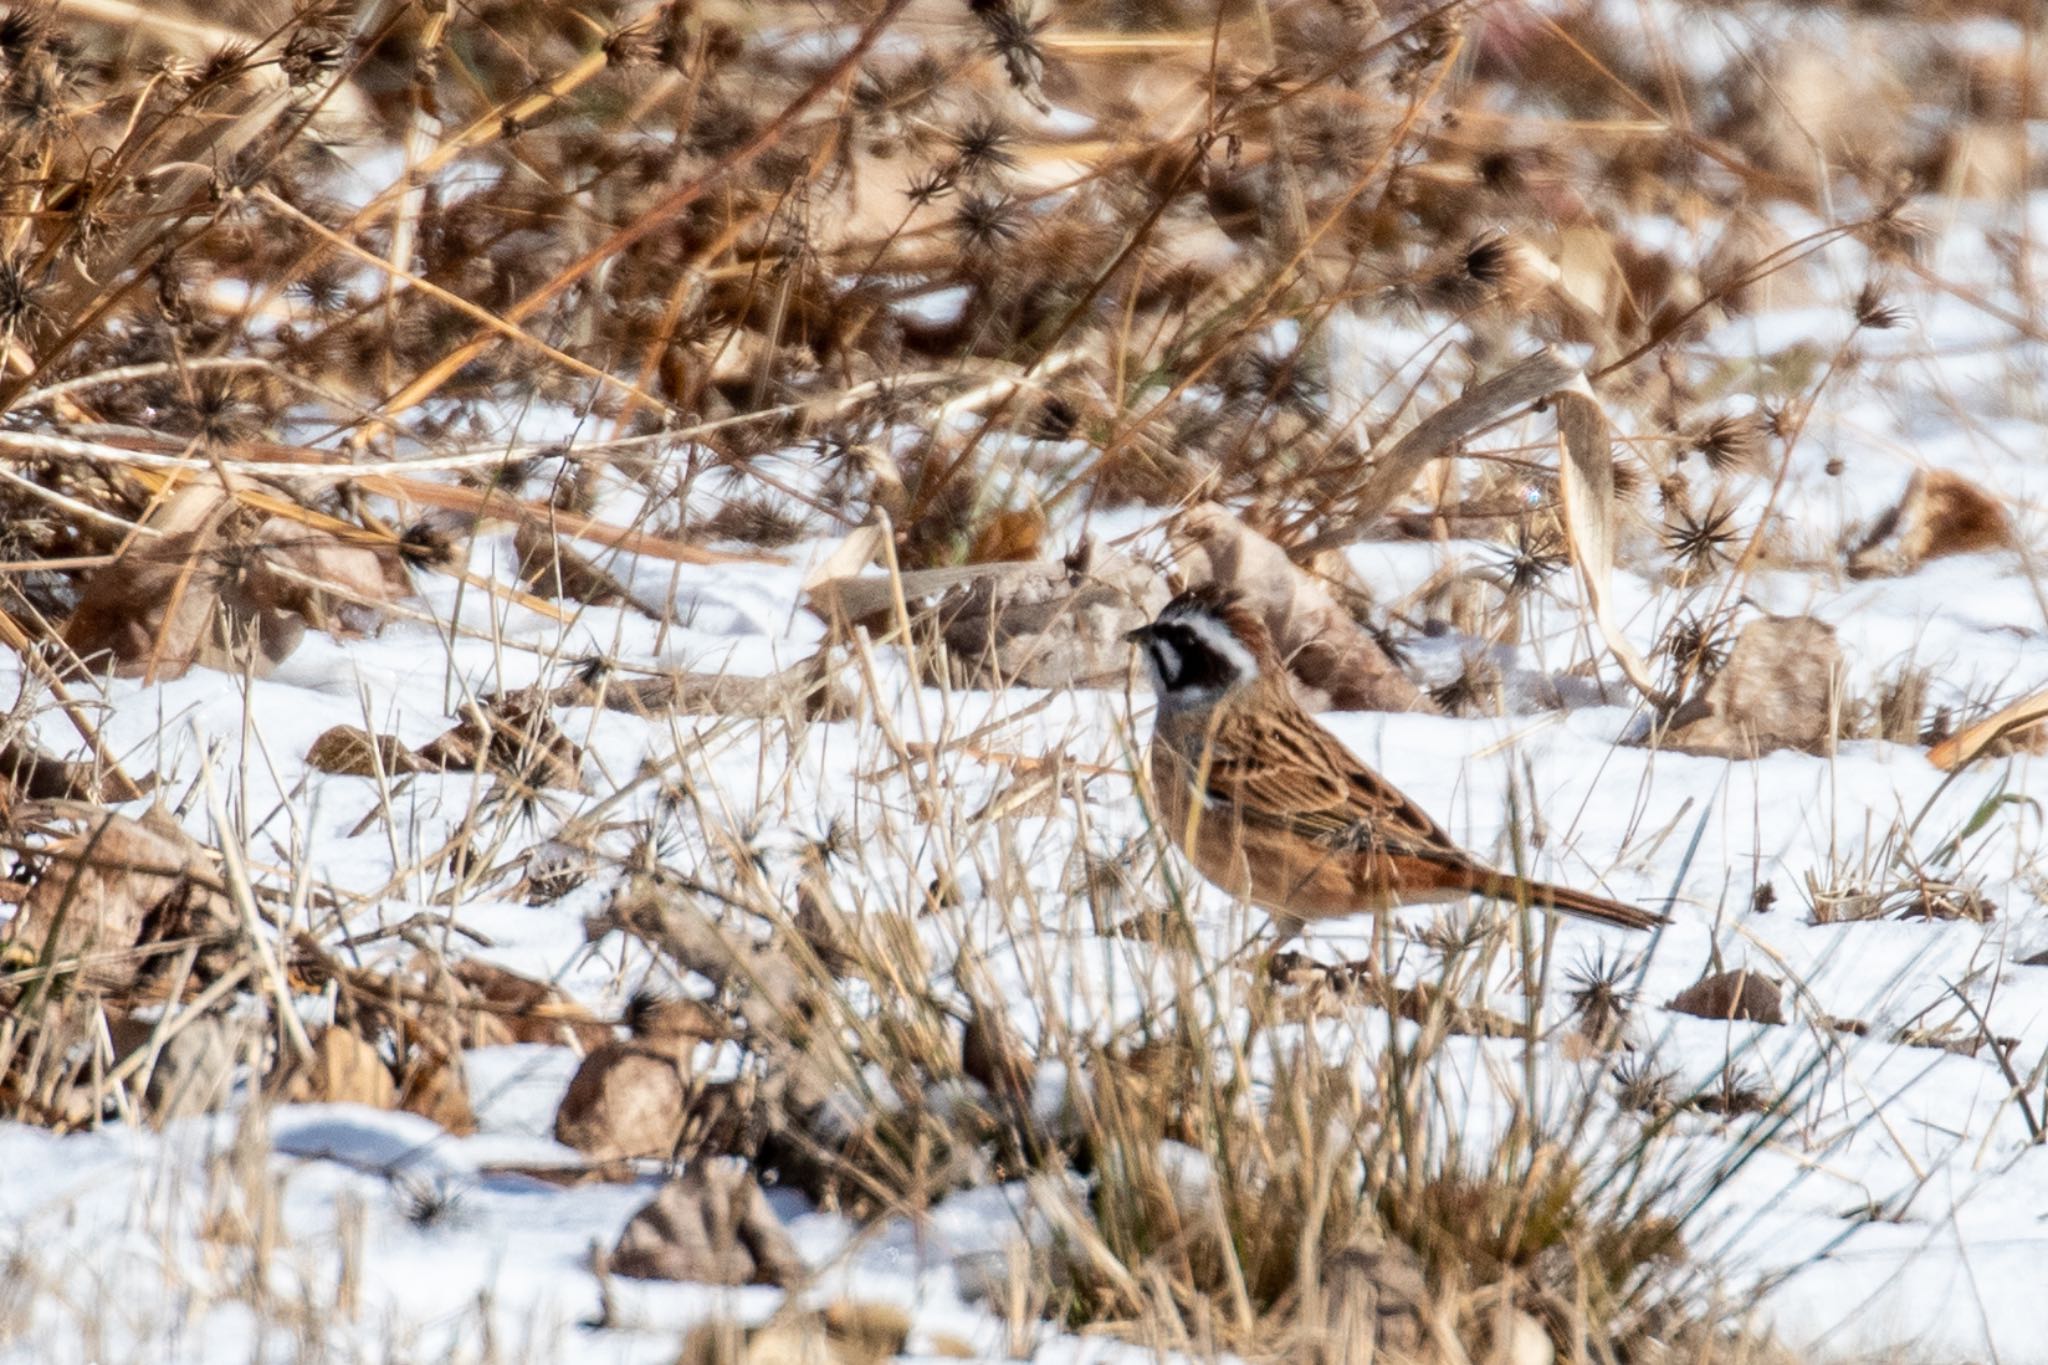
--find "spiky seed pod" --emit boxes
[0,8,46,57]
[281,28,345,86]
[287,261,352,315]
[813,815,857,867]
[401,1179,465,1229]
[1475,144,1553,196]
[1416,910,1498,967]
[1852,280,1909,331]
[1429,652,1502,716]
[187,374,260,447]
[1662,501,1740,578]
[1858,190,1929,263]
[1689,413,1766,474]
[1492,522,1567,597]
[1,53,69,132]
[904,166,955,206]
[701,495,805,547]
[1612,1055,1676,1116]
[949,111,1017,180]
[0,257,39,331]
[1390,13,1457,93]
[975,0,1049,99]
[1029,394,1079,442]
[1365,619,1411,671]
[601,24,655,67]
[1422,229,1548,310]
[951,191,1020,252]
[1703,1063,1768,1116]
[1661,611,1730,681]
[396,520,462,569]
[191,41,257,94]
[1610,458,1647,502]
[1566,950,1636,1043]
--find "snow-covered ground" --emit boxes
[11,29,2048,1365]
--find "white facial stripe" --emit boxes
[1178,610,1259,684]
[1148,636,1182,687]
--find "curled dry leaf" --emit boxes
[960,1000,1034,1105]
[553,1038,691,1162]
[398,1051,477,1135]
[278,1025,399,1109]
[304,725,427,777]
[1652,615,1841,759]
[554,982,724,1161]
[1929,686,2048,771]
[105,1011,255,1125]
[1667,968,1784,1025]
[1847,469,2012,579]
[62,479,404,680]
[965,505,1047,565]
[450,959,612,1051]
[932,545,1165,688]
[513,521,635,608]
[1290,348,1583,560]
[626,992,725,1046]
[809,542,1167,689]
[1553,385,1662,703]
[1171,503,1433,713]
[2,808,234,993]
[549,655,855,721]
[418,698,584,791]
[592,871,835,1116]
[0,734,146,803]
[610,1161,805,1286]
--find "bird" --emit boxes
[1125,585,1663,938]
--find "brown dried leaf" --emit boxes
[1847,469,2012,579]
[398,1051,476,1134]
[1929,686,2048,771]
[553,1040,688,1162]
[0,736,144,803]
[3,809,234,992]
[451,959,613,1051]
[1654,615,1841,759]
[105,1010,253,1124]
[1291,348,1582,558]
[418,701,584,791]
[305,725,427,777]
[611,1162,805,1286]
[514,521,633,608]
[931,550,1166,688]
[283,1025,399,1108]
[1667,969,1784,1025]
[965,506,1046,565]
[61,481,403,681]
[550,657,855,721]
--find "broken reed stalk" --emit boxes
[1287,348,1582,561]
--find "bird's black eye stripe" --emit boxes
[1152,621,1240,692]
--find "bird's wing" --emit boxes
[1196,701,1463,860]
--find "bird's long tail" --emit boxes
[1473,872,1666,932]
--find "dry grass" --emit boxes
[0,0,2041,1358]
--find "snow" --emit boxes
[15,78,2048,1365]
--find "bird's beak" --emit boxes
[1123,624,1153,645]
